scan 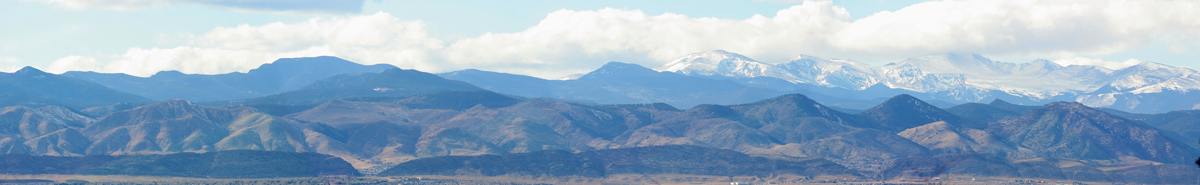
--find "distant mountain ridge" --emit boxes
[440,61,780,108]
[656,50,1200,113]
[44,52,1200,113]
[989,102,1197,163]
[212,68,481,106]
[0,67,151,109]
[62,56,397,102]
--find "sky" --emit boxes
[1,0,1198,79]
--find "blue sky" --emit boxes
[1,0,1197,79]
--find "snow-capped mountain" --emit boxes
[656,50,1200,113]
[653,50,790,79]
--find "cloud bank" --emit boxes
[25,0,364,14]
[0,57,23,72]
[45,0,1200,78]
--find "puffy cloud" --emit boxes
[1052,57,1142,70]
[24,0,363,13]
[0,57,24,72]
[198,12,442,65]
[54,47,276,76]
[47,55,100,73]
[49,12,438,77]
[443,2,852,77]
[828,0,1200,60]
[47,0,1200,79]
[442,0,1200,77]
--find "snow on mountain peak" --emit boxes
[1124,61,1194,73]
[654,50,1200,109]
[896,53,1008,75]
[655,50,760,71]
[1104,61,1200,90]
[653,50,789,80]
[1052,57,1143,70]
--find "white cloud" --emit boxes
[828,0,1200,61]
[443,2,852,77]
[24,0,363,13]
[26,0,168,11]
[1052,57,1142,70]
[0,57,24,72]
[48,12,439,77]
[47,55,100,73]
[45,0,1200,79]
[445,0,1200,77]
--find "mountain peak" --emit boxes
[988,99,1013,106]
[14,66,46,75]
[151,70,187,78]
[982,98,1039,114]
[870,94,944,114]
[745,94,826,108]
[1129,61,1166,68]
[1016,59,1063,72]
[654,50,761,72]
[692,50,748,58]
[896,53,1007,75]
[791,54,826,61]
[860,94,971,132]
[599,61,649,69]
[248,56,397,77]
[1122,61,1194,73]
[691,50,754,60]
[733,93,860,128]
[446,69,484,74]
[579,62,657,80]
[653,50,784,81]
[995,100,1199,163]
[1040,101,1090,111]
[878,94,926,106]
[737,93,826,110]
[379,67,407,74]
[366,68,479,89]
[269,56,353,66]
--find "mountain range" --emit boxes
[61,56,396,102]
[0,67,150,109]
[40,51,1200,114]
[0,53,1197,183]
[438,62,780,108]
[2,90,1195,180]
[654,50,1200,113]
